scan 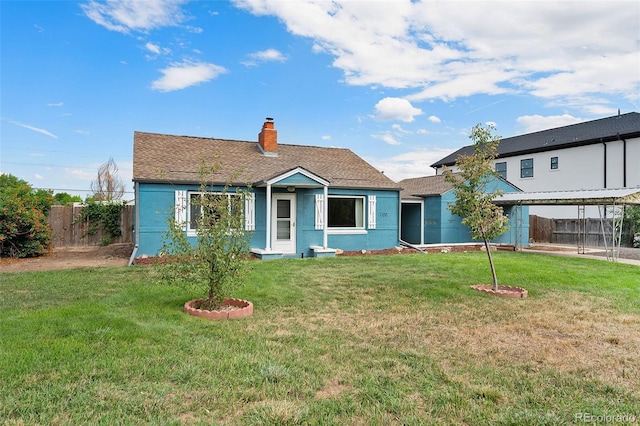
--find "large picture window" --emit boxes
[328,196,364,228]
[188,192,240,231]
[520,158,534,178]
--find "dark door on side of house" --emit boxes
[401,203,422,244]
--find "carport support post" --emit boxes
[578,205,586,254]
[598,202,624,262]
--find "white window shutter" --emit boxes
[368,195,377,229]
[315,194,324,230]
[175,190,187,230]
[244,193,255,231]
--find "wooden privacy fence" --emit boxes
[529,215,633,247]
[48,204,134,247]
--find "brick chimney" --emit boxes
[258,117,277,155]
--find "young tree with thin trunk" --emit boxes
[91,158,125,201]
[156,162,254,311]
[443,123,509,291]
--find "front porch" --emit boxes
[250,245,337,260]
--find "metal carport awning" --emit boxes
[493,187,640,207]
[494,187,640,262]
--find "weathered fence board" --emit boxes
[48,205,134,247]
[529,215,633,247]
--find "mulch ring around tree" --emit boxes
[471,284,528,298]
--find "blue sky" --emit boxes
[1,0,638,199]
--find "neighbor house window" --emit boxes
[495,162,507,179]
[188,192,240,231]
[520,158,534,178]
[550,156,558,170]
[328,196,364,228]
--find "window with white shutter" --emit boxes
[315,194,324,230]
[175,190,187,230]
[368,195,376,229]
[244,193,255,231]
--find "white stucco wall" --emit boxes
[435,136,640,219]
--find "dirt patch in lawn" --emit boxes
[0,243,133,273]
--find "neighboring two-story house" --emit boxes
[431,112,640,218]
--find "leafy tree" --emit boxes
[53,192,82,205]
[91,158,125,201]
[443,124,509,291]
[624,205,640,247]
[156,163,253,310]
[0,174,53,257]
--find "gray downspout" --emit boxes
[128,181,140,266]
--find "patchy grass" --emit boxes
[1,252,639,424]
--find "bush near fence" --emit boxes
[529,215,633,247]
[48,204,134,247]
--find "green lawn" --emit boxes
[1,252,639,425]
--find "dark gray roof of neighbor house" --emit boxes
[397,175,454,199]
[431,112,640,168]
[133,131,400,190]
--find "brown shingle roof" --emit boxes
[397,175,454,199]
[133,131,399,190]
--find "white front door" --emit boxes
[272,194,296,254]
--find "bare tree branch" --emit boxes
[91,158,125,201]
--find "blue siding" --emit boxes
[413,177,530,246]
[136,182,400,258]
[423,197,442,243]
[297,188,400,257]
[137,183,261,256]
[276,173,323,186]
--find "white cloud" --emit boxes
[81,0,187,33]
[373,97,422,122]
[151,61,227,92]
[48,102,64,107]
[242,48,287,66]
[145,42,170,55]
[65,167,94,181]
[34,174,44,180]
[234,1,639,111]
[185,25,203,34]
[7,119,58,139]
[321,135,331,140]
[371,132,400,146]
[516,114,584,134]
[428,116,441,123]
[366,148,458,182]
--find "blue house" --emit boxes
[398,175,529,248]
[132,119,401,259]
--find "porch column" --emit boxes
[265,184,272,251]
[323,185,328,249]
